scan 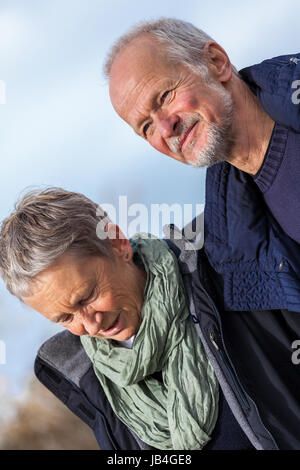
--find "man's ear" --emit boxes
[204,42,232,83]
[105,223,133,261]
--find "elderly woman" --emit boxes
[2,188,299,451]
[0,188,221,450]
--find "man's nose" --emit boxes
[156,114,180,138]
[82,311,103,336]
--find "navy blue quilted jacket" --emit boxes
[35,225,300,450]
[204,53,300,312]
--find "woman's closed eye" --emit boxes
[79,286,96,306]
[59,313,74,324]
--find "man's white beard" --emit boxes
[170,84,234,169]
[189,87,234,168]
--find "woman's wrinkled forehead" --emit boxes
[22,254,101,319]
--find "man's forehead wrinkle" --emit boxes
[116,71,156,119]
[116,77,144,119]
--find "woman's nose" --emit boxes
[156,114,180,138]
[82,311,103,336]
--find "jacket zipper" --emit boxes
[209,331,249,410]
[192,280,278,449]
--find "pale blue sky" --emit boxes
[0,0,299,399]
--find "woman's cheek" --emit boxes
[67,323,86,336]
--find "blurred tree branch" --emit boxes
[0,376,99,450]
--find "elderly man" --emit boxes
[105,17,300,314]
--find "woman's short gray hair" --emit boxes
[0,187,112,299]
[104,17,238,79]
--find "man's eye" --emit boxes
[143,122,151,136]
[161,91,170,104]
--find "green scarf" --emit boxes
[80,236,219,450]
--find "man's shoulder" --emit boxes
[239,53,300,85]
[239,53,300,132]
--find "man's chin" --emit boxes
[184,151,214,168]
[185,145,228,168]
[189,157,221,168]
[186,158,205,168]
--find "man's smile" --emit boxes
[180,121,199,153]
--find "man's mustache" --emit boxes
[169,114,201,155]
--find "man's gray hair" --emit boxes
[0,187,112,299]
[104,17,214,78]
[104,17,238,79]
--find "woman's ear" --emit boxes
[204,42,232,83]
[105,223,133,261]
